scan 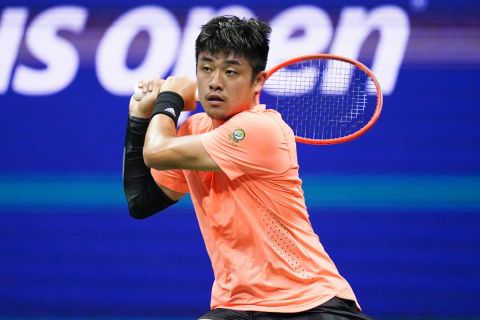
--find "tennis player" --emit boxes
[123,15,372,320]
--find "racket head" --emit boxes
[260,54,383,145]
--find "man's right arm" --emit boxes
[123,113,184,219]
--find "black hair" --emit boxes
[195,15,271,79]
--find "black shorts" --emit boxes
[198,297,373,320]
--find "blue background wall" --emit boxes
[0,0,479,319]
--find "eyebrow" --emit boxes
[199,56,242,66]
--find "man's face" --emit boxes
[196,51,265,120]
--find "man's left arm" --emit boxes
[143,76,220,172]
[144,114,220,171]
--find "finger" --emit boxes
[152,78,164,95]
[140,80,149,94]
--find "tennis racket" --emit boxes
[260,54,383,145]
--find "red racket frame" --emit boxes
[261,54,383,145]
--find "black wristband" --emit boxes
[151,91,184,125]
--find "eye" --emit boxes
[201,66,212,73]
[226,69,237,76]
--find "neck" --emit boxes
[212,118,226,128]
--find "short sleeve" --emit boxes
[151,168,189,194]
[200,111,293,181]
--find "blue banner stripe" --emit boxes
[0,174,479,212]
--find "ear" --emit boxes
[253,71,267,105]
[254,71,267,93]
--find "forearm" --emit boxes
[143,91,186,170]
[122,115,178,219]
[143,92,220,171]
[143,114,183,170]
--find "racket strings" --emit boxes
[262,58,377,141]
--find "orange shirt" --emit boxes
[151,104,358,312]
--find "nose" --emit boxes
[209,70,223,91]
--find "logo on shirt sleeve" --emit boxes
[229,129,246,144]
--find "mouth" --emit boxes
[206,94,225,105]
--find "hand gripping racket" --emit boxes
[260,54,383,145]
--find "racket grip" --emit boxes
[133,83,145,101]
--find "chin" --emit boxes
[208,113,229,121]
[205,108,228,120]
